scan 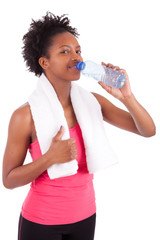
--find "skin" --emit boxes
[2,32,156,189]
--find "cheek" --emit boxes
[49,61,70,79]
[49,58,65,73]
[48,57,81,80]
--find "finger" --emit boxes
[72,150,78,158]
[98,81,112,93]
[119,69,126,73]
[71,142,77,148]
[98,81,108,87]
[68,138,76,146]
[53,126,64,140]
[71,144,77,152]
[112,66,120,70]
[71,153,77,159]
[101,62,114,68]
[119,69,128,79]
[101,62,107,66]
[106,63,114,68]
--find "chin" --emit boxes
[71,77,80,81]
[69,74,81,82]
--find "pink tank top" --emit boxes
[21,123,96,225]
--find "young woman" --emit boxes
[2,12,156,240]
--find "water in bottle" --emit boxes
[76,60,126,88]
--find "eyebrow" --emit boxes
[59,45,81,49]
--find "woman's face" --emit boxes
[42,31,83,82]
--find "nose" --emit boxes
[72,57,82,63]
[72,57,78,61]
[71,51,83,63]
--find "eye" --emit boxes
[76,50,81,54]
[61,50,69,54]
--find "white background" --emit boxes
[0,0,160,239]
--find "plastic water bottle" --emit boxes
[76,60,126,88]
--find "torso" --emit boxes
[22,116,96,225]
[63,104,78,128]
[29,103,78,144]
[21,92,99,144]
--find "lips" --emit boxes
[68,65,80,73]
[68,65,77,69]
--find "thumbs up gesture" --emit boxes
[46,126,78,166]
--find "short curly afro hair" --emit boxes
[22,12,79,76]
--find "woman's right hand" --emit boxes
[3,105,78,189]
[46,126,78,165]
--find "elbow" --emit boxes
[147,132,156,138]
[3,183,15,190]
[3,181,12,190]
[142,126,156,138]
[3,185,14,190]
[148,124,156,137]
[2,176,15,190]
[149,129,156,137]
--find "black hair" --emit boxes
[22,12,79,76]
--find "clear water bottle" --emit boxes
[76,60,126,88]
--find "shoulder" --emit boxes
[10,103,31,124]
[91,92,112,109]
[91,92,104,102]
[9,103,33,138]
[91,92,120,123]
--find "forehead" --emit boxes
[51,32,79,48]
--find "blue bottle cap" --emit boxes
[76,61,86,70]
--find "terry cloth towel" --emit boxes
[28,73,118,179]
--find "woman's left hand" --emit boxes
[98,62,132,101]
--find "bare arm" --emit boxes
[2,105,77,189]
[91,62,156,137]
[92,92,155,137]
[120,93,156,137]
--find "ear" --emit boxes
[39,57,49,70]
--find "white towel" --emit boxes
[28,73,118,179]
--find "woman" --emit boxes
[2,12,156,240]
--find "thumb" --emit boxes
[53,126,64,141]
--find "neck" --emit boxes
[44,72,72,109]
